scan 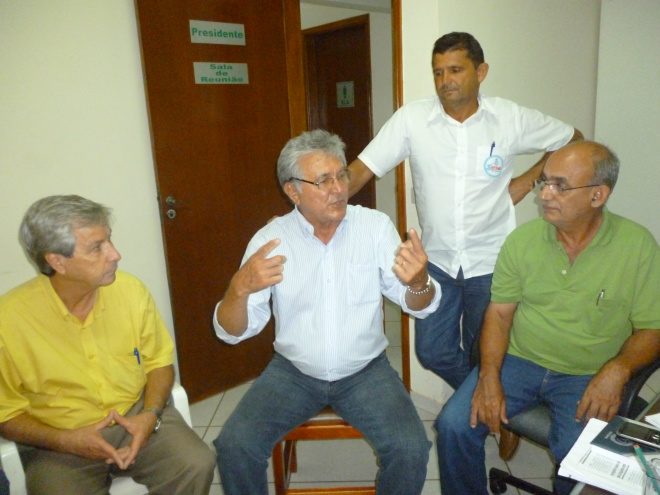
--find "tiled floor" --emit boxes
[189,302,660,495]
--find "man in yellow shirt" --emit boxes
[0,195,214,495]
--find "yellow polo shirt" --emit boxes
[0,271,174,429]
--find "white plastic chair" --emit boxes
[0,382,192,495]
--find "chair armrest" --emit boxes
[170,381,192,428]
[619,357,660,418]
[0,436,27,495]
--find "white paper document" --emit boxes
[647,413,660,429]
[558,418,645,495]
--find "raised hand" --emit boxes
[393,228,429,288]
[217,238,287,335]
[232,238,287,296]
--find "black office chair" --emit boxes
[469,339,660,495]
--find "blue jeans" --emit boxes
[415,264,492,389]
[214,353,431,495]
[435,354,591,495]
[0,469,8,495]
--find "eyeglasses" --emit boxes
[288,169,352,191]
[534,179,599,194]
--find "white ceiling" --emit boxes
[300,0,391,14]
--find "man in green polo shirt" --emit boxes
[436,140,660,495]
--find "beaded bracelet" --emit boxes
[407,274,432,295]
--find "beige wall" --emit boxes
[595,0,660,241]
[0,2,176,364]
[400,0,602,407]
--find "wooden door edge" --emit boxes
[283,0,307,136]
[390,0,410,392]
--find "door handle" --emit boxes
[165,196,187,207]
[164,196,187,220]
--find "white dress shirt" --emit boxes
[214,205,441,381]
[359,94,574,279]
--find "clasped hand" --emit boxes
[62,409,156,470]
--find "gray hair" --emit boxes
[19,195,113,276]
[276,129,347,191]
[589,142,620,192]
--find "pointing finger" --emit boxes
[254,238,281,259]
[407,228,423,251]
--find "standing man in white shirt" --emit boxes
[348,32,583,390]
[212,129,441,495]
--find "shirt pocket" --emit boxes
[105,353,147,397]
[573,294,630,337]
[347,262,381,307]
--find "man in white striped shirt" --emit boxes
[212,129,441,495]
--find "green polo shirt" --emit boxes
[491,208,660,375]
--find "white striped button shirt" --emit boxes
[214,205,441,381]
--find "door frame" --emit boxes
[391,0,410,390]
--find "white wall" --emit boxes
[0,2,176,363]
[400,0,601,407]
[595,0,660,243]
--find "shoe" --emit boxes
[498,428,521,461]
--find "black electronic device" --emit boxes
[616,421,660,450]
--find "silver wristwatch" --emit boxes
[141,407,162,433]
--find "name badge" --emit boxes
[483,155,504,177]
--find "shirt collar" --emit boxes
[590,207,614,246]
[291,205,349,242]
[38,274,105,324]
[543,207,614,247]
[39,274,70,319]
[429,93,489,124]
